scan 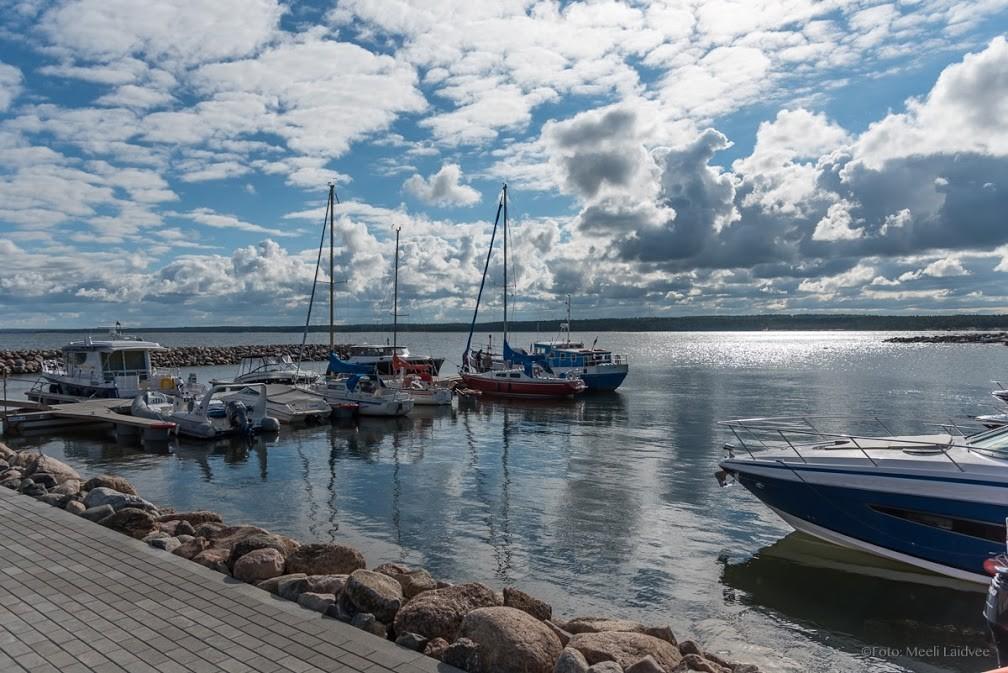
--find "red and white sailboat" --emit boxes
[460,184,585,400]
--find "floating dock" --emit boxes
[1,398,176,444]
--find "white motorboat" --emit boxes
[212,355,321,386]
[318,375,414,417]
[718,415,1008,584]
[158,383,281,439]
[263,383,331,424]
[337,344,444,376]
[26,324,183,404]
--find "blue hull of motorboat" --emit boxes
[581,370,628,392]
[728,466,1008,579]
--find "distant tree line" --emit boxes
[7,314,1008,334]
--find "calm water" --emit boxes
[4,330,1008,673]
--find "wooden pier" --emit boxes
[0,487,446,673]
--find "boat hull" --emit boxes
[461,373,583,399]
[722,459,1007,583]
[549,366,627,391]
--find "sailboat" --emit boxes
[299,183,414,417]
[382,226,453,406]
[460,184,586,399]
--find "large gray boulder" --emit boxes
[393,582,501,643]
[233,548,286,583]
[459,606,563,673]
[257,573,307,594]
[81,504,115,522]
[284,543,366,575]
[345,569,403,623]
[158,511,222,525]
[561,617,649,635]
[227,532,298,570]
[568,632,682,672]
[503,587,552,621]
[387,568,437,600]
[554,647,590,673]
[83,487,157,512]
[82,475,137,495]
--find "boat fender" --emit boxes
[260,417,280,433]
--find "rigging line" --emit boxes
[295,192,332,377]
[463,189,504,363]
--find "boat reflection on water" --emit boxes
[721,532,995,672]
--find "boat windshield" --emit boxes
[967,425,1008,452]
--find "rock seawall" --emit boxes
[886,333,1008,345]
[0,343,353,376]
[0,442,761,673]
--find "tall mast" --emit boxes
[503,183,508,346]
[328,182,335,353]
[566,294,572,341]
[393,225,400,351]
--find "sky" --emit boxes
[1,1,1007,328]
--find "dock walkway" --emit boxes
[0,488,451,673]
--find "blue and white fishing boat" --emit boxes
[529,296,628,392]
[718,415,1008,584]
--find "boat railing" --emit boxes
[718,415,984,471]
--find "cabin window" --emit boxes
[871,505,1005,543]
[69,352,87,365]
[509,373,521,378]
[495,373,507,378]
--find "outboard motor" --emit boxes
[225,400,253,438]
[983,520,1008,666]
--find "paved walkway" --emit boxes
[0,488,452,673]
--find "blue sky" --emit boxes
[1,1,1007,328]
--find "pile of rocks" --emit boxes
[0,344,351,376]
[885,333,1008,345]
[0,443,760,673]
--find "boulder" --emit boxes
[546,620,572,647]
[82,475,137,495]
[0,443,14,460]
[193,548,230,572]
[100,507,158,539]
[393,582,501,642]
[284,543,366,575]
[143,531,170,543]
[65,500,86,516]
[680,654,724,673]
[624,655,667,673]
[38,493,67,508]
[459,606,562,673]
[158,510,222,525]
[304,574,348,594]
[83,487,157,512]
[149,537,182,553]
[568,632,682,673]
[555,647,590,673]
[644,626,676,646]
[172,537,210,560]
[233,548,286,583]
[0,477,19,490]
[28,455,79,483]
[678,642,702,657]
[297,592,336,613]
[81,504,115,522]
[388,568,437,600]
[424,637,449,661]
[345,569,403,623]
[52,479,80,496]
[395,632,428,651]
[227,532,299,570]
[257,573,307,594]
[31,473,58,489]
[374,562,412,576]
[586,663,622,673]
[442,638,480,672]
[193,522,227,539]
[278,576,313,601]
[159,519,197,537]
[503,587,552,621]
[350,612,387,639]
[562,617,650,635]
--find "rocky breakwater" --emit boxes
[0,442,761,673]
[886,332,1008,345]
[0,343,353,376]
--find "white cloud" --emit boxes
[40,0,284,68]
[0,62,23,111]
[173,208,292,237]
[404,163,480,206]
[812,200,863,241]
[798,263,877,295]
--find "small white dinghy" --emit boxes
[160,383,280,439]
